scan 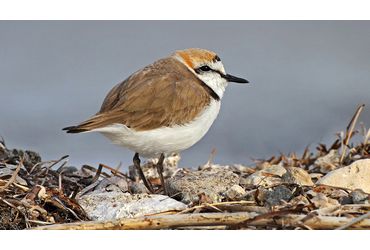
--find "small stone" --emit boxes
[78,191,187,221]
[289,195,310,206]
[329,189,350,200]
[257,164,287,176]
[316,159,370,193]
[240,165,286,187]
[15,176,27,186]
[339,196,353,205]
[314,149,340,173]
[265,186,293,206]
[305,189,318,199]
[0,165,28,185]
[240,173,282,187]
[77,176,130,198]
[309,173,323,181]
[282,167,314,186]
[167,168,239,204]
[3,149,42,169]
[230,164,256,173]
[95,176,129,192]
[129,182,150,194]
[350,189,369,204]
[199,163,254,174]
[224,185,246,201]
[311,193,340,208]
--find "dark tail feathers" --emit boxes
[62,125,89,134]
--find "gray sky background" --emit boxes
[1,21,370,169]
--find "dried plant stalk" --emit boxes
[34,212,370,230]
[340,104,365,163]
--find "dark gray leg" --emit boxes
[133,153,154,193]
[156,153,168,195]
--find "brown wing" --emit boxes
[64,57,211,133]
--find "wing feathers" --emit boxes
[64,57,212,133]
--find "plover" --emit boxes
[63,48,248,194]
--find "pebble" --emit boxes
[199,163,254,174]
[257,164,287,176]
[77,176,130,198]
[95,176,129,192]
[311,193,340,208]
[313,149,340,173]
[281,167,314,186]
[0,165,28,185]
[167,168,239,204]
[350,189,369,204]
[266,186,293,206]
[240,164,286,187]
[224,185,246,201]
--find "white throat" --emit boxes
[196,71,228,99]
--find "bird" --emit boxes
[63,48,248,194]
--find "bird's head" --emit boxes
[173,48,248,99]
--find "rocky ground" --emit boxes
[1,105,370,230]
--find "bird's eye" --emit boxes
[199,65,212,72]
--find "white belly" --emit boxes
[92,100,221,158]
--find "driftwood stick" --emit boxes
[335,211,370,230]
[33,212,370,230]
[33,212,256,230]
[250,214,370,229]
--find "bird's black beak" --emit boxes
[223,73,249,83]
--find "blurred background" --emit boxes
[0,21,369,169]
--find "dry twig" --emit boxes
[340,104,365,164]
[0,159,23,191]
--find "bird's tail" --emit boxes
[62,125,89,133]
[62,117,97,133]
[62,114,110,133]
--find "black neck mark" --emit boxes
[199,79,220,101]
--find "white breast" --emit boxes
[92,100,221,158]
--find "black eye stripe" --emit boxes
[195,66,224,77]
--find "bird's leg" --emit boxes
[133,153,154,193]
[156,153,168,195]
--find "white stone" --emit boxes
[316,159,370,193]
[78,191,187,221]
